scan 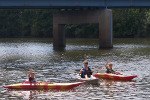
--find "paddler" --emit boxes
[105,59,121,75]
[79,60,93,78]
[28,69,36,83]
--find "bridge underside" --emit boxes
[53,9,113,50]
[1,0,150,9]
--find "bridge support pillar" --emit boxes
[99,9,113,49]
[53,24,65,50]
[53,9,113,50]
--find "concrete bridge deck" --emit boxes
[0,0,150,9]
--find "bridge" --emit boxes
[0,0,150,8]
[0,0,150,50]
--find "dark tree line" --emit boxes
[0,9,54,37]
[113,8,150,37]
[0,8,150,38]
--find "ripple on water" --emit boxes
[0,38,150,100]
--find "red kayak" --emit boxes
[93,73,137,81]
[4,81,85,90]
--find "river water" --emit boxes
[0,38,150,100]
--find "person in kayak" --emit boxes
[79,60,93,78]
[28,69,36,83]
[105,59,122,75]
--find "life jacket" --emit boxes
[29,77,36,83]
[106,66,115,74]
[81,66,86,78]
[81,66,91,78]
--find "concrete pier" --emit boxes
[53,9,113,50]
[53,24,66,50]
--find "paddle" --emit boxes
[68,69,77,73]
[93,68,105,73]
[68,67,105,73]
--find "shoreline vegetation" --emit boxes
[0,8,150,38]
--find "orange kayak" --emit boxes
[93,73,137,81]
[4,81,85,90]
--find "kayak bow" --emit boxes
[4,81,85,90]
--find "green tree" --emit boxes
[0,9,21,37]
[113,8,148,37]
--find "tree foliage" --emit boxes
[0,9,54,38]
[0,9,150,38]
[113,8,148,37]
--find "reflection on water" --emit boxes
[2,80,137,100]
[4,89,85,100]
[0,38,150,100]
[100,80,137,99]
